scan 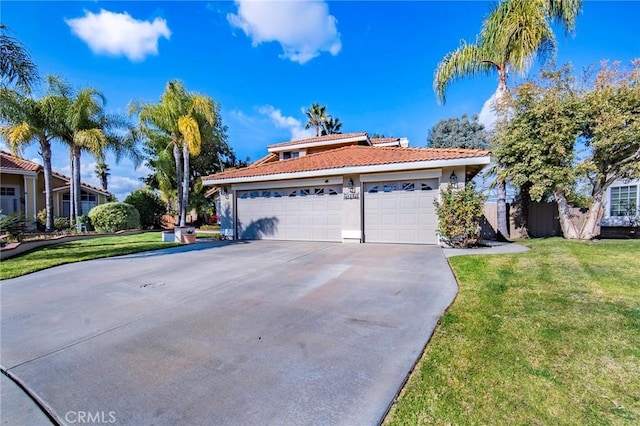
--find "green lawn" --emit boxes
[385,238,640,425]
[0,232,180,280]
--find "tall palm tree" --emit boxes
[94,161,110,191]
[0,88,58,231]
[433,0,582,240]
[0,24,39,94]
[321,116,343,136]
[304,103,327,137]
[133,81,215,226]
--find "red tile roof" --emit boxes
[267,132,368,149]
[370,137,400,145]
[0,151,42,172]
[248,152,279,167]
[205,145,490,181]
[51,171,110,194]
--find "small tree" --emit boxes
[427,114,487,149]
[434,184,486,248]
[124,189,166,229]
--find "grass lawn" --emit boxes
[0,232,181,280]
[385,238,640,425]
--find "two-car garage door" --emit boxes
[364,179,439,244]
[237,185,342,242]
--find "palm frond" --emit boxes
[178,116,201,156]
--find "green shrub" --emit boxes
[88,202,140,233]
[37,209,47,231]
[124,189,166,229]
[54,216,71,231]
[434,183,486,248]
[0,212,26,241]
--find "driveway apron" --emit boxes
[1,241,457,425]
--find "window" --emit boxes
[314,188,325,196]
[0,187,16,196]
[288,190,297,197]
[274,191,282,198]
[402,182,415,191]
[240,192,249,199]
[610,185,638,216]
[250,191,259,199]
[421,183,433,191]
[299,188,309,197]
[63,191,98,215]
[282,151,300,160]
[383,184,396,193]
[367,185,379,194]
[328,189,339,195]
[262,191,271,198]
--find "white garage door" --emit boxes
[364,179,439,244]
[237,185,342,241]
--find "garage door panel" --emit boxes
[238,185,342,242]
[364,179,438,244]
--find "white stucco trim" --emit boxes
[203,156,491,186]
[1,170,38,177]
[231,176,344,191]
[360,169,442,182]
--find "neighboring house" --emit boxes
[602,178,640,226]
[202,132,490,244]
[0,151,111,226]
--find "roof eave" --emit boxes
[267,134,370,153]
[203,155,491,186]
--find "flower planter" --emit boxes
[175,226,197,244]
[182,233,197,244]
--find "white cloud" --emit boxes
[478,92,498,131]
[228,0,341,64]
[258,105,315,140]
[30,157,43,166]
[66,9,171,62]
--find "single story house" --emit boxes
[202,133,491,244]
[0,151,111,226]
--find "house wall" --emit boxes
[341,174,362,242]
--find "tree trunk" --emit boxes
[173,141,183,222]
[180,142,190,227]
[496,179,510,241]
[41,139,54,232]
[554,189,580,239]
[515,182,531,238]
[69,148,75,224]
[494,69,510,241]
[579,192,604,240]
[73,145,81,219]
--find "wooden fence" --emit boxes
[482,202,591,239]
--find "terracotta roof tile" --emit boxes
[205,145,490,181]
[370,137,400,145]
[51,171,110,194]
[267,132,368,149]
[0,151,42,172]
[248,152,279,167]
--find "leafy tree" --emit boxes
[132,81,216,226]
[321,116,342,136]
[433,0,582,240]
[495,60,640,240]
[304,103,327,137]
[427,114,488,149]
[434,183,486,248]
[0,88,60,231]
[0,24,39,94]
[124,189,166,229]
[370,133,386,138]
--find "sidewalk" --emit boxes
[442,240,530,258]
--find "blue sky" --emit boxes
[2,1,639,201]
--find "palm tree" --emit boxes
[94,161,110,191]
[304,103,327,137]
[0,88,58,231]
[133,81,215,226]
[321,116,342,136]
[0,24,39,94]
[433,0,582,240]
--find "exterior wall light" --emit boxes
[449,172,458,188]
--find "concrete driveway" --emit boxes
[1,240,457,425]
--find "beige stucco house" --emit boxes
[0,151,111,227]
[202,133,490,245]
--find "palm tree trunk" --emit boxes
[173,141,183,224]
[69,148,76,223]
[495,69,510,240]
[180,142,190,227]
[73,145,81,219]
[41,139,54,232]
